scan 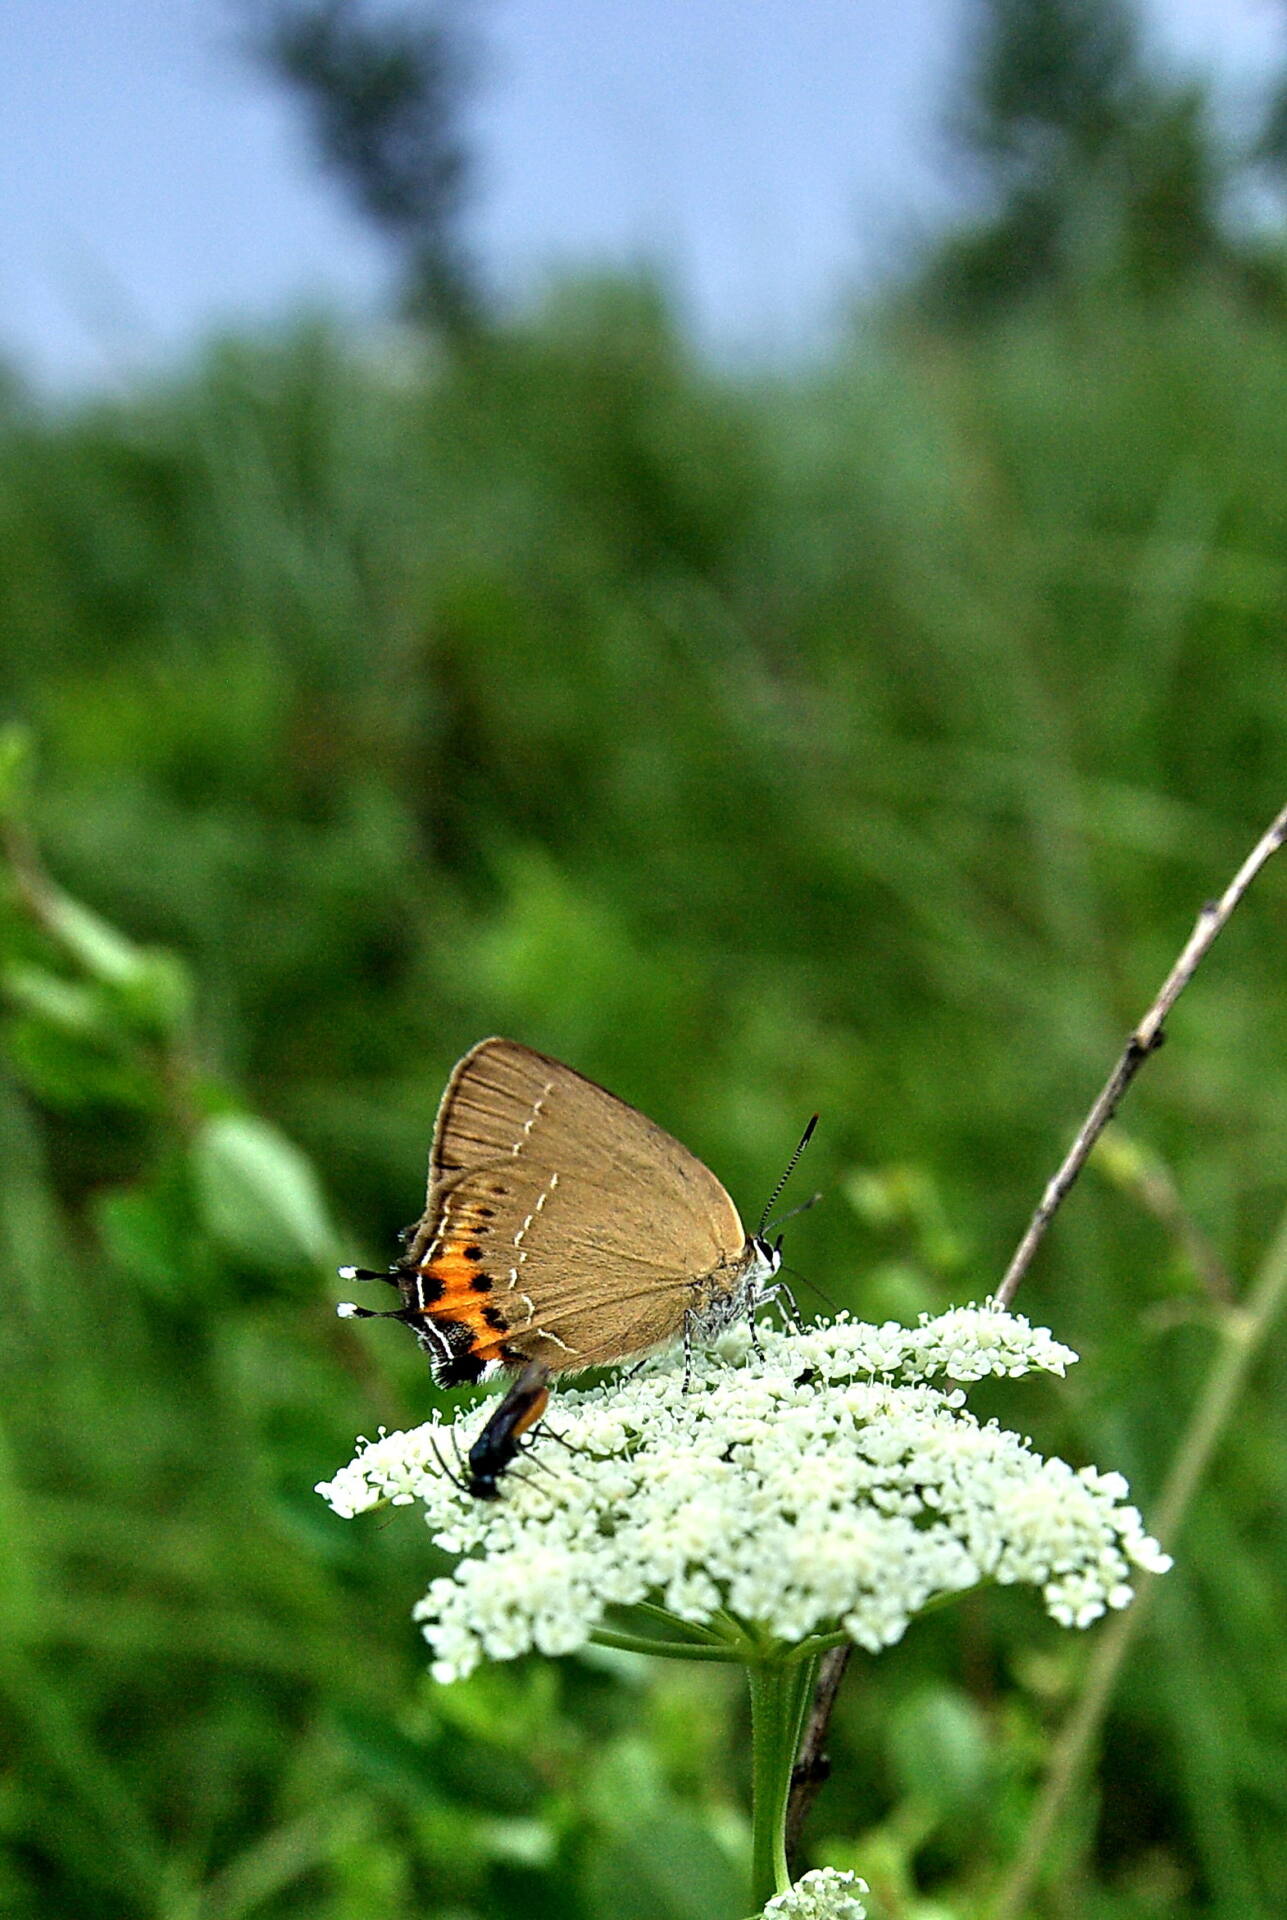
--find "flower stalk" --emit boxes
[747,1654,819,1906]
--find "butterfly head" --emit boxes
[747,1233,783,1286]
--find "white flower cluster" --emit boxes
[761,1867,868,1918]
[317,1305,1171,1682]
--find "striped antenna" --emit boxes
[757,1114,819,1238]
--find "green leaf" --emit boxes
[888,1684,989,1816]
[330,1707,451,1810]
[111,949,193,1040]
[3,966,116,1041]
[0,1412,40,1643]
[581,1741,745,1920]
[192,1113,335,1270]
[0,723,34,821]
[581,1818,745,1920]
[4,1016,157,1114]
[37,892,149,992]
[94,1169,211,1304]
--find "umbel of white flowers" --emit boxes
[761,1866,868,1917]
[318,1304,1171,1683]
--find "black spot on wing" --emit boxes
[435,1348,486,1387]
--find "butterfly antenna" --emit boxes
[763,1190,823,1236]
[757,1115,819,1238]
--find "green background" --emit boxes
[2,272,1286,1917]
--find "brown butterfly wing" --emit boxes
[405,1039,748,1372]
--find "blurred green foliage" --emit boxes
[1,271,1286,1918]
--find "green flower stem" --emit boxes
[791,1630,850,1660]
[588,1626,741,1662]
[630,1599,730,1641]
[747,1653,819,1908]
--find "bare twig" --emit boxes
[996,802,1287,1309]
[785,1645,851,1865]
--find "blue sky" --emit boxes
[1,0,1280,389]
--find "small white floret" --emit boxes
[761,1866,868,1917]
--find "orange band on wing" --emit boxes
[411,1241,513,1368]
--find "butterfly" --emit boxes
[338,1037,812,1385]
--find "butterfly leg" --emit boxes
[759,1277,803,1332]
